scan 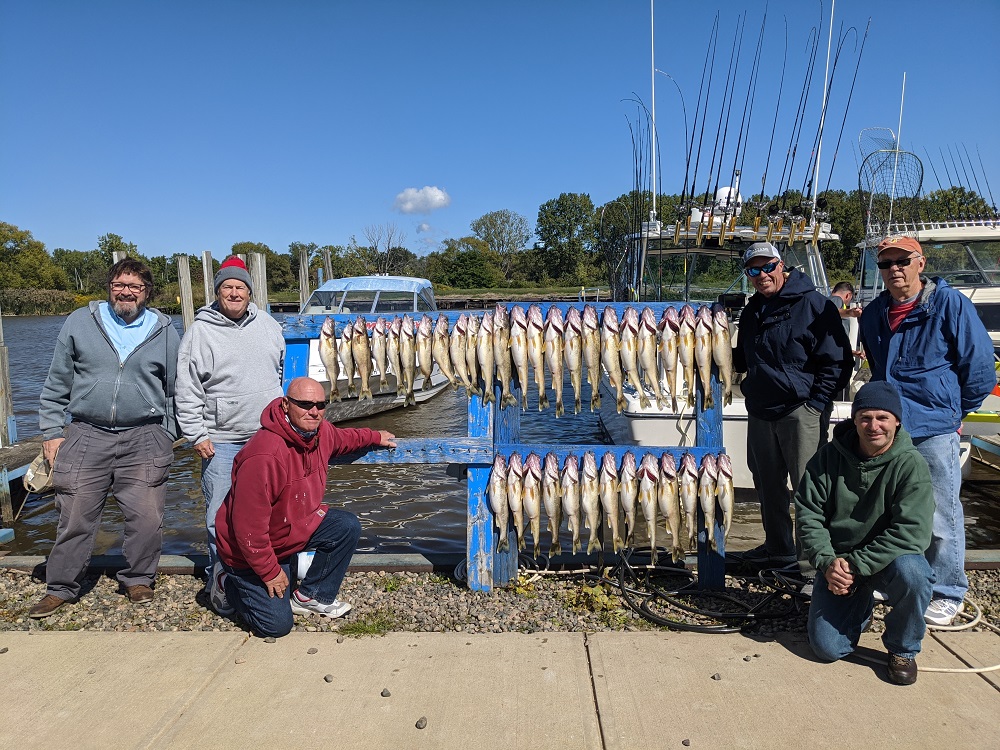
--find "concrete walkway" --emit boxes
[2,626,997,749]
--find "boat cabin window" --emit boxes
[922,241,1000,286]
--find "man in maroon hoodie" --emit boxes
[212,377,395,637]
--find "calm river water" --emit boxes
[3,314,997,557]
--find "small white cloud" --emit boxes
[416,222,432,233]
[394,186,451,214]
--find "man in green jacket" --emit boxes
[795,381,934,685]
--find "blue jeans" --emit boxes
[202,442,245,577]
[808,554,934,661]
[912,433,967,602]
[222,509,361,638]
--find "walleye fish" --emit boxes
[465,314,482,398]
[601,307,627,413]
[658,453,684,563]
[400,314,417,406]
[581,451,602,555]
[450,313,474,395]
[542,452,562,557]
[387,317,403,396]
[493,303,517,408]
[476,311,496,405]
[318,317,342,403]
[506,453,525,550]
[561,454,582,555]
[352,317,373,402]
[638,307,665,409]
[582,304,602,411]
[509,306,530,409]
[712,309,735,407]
[522,452,543,557]
[657,307,680,411]
[433,314,459,391]
[526,304,547,411]
[599,452,623,552]
[618,451,639,547]
[717,453,735,541]
[563,306,584,415]
[678,304,697,408]
[694,305,715,410]
[543,306,565,417]
[619,306,650,409]
[372,317,389,393]
[637,453,659,564]
[698,453,719,551]
[489,454,511,552]
[339,318,357,397]
[417,314,435,391]
[679,452,699,548]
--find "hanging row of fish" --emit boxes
[316,303,734,413]
[487,450,735,563]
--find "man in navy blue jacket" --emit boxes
[734,242,853,568]
[860,235,996,626]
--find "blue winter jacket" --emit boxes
[734,267,853,420]
[859,277,996,439]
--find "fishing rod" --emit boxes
[757,16,788,208]
[976,145,998,215]
[656,71,691,212]
[955,144,975,201]
[923,147,945,193]
[777,25,821,210]
[732,7,767,193]
[939,146,955,189]
[706,13,746,209]
[962,143,986,212]
[688,14,720,216]
[823,17,871,194]
[947,145,970,217]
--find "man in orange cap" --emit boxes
[859,235,995,626]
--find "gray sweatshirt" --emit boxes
[39,302,180,439]
[174,302,285,445]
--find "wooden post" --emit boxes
[176,255,195,332]
[298,246,311,310]
[248,252,269,311]
[322,248,333,284]
[202,251,214,305]
[0,298,14,448]
[112,251,127,264]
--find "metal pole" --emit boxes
[0,297,13,448]
[202,251,214,306]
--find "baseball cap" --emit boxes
[876,235,923,257]
[742,242,782,268]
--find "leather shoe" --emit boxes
[887,653,918,685]
[126,584,155,604]
[28,594,68,619]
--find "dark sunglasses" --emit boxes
[286,396,327,412]
[745,260,780,278]
[875,255,919,270]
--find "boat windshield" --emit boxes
[338,290,435,314]
[860,240,1000,292]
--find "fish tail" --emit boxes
[517,534,525,552]
[538,391,549,411]
[533,540,540,558]
[405,391,416,407]
[555,400,564,418]
[549,541,562,557]
[360,387,372,402]
[686,391,695,408]
[497,536,509,553]
[639,391,650,409]
[670,396,677,411]
[450,378,460,392]
[590,390,601,411]
[671,546,683,564]
[724,389,732,406]
[616,394,626,414]
[329,389,342,403]
[422,376,432,391]
[703,392,714,410]
[502,392,518,409]
[587,536,601,555]
[484,388,495,405]
[520,393,528,410]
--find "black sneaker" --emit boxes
[738,545,796,567]
[887,653,918,686]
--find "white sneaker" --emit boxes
[210,563,235,616]
[924,598,964,626]
[290,590,352,619]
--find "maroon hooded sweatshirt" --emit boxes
[215,397,382,582]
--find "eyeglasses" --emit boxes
[110,282,148,293]
[286,396,327,412]
[875,255,919,270]
[745,260,780,278]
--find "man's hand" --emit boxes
[824,557,855,596]
[264,570,289,599]
[377,430,397,448]
[193,439,215,459]
[841,307,863,319]
[43,437,65,465]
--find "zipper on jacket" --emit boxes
[92,306,167,428]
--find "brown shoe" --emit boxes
[29,594,68,619]
[887,653,918,685]
[126,584,155,604]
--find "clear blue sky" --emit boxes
[2,0,997,259]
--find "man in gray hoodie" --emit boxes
[174,255,285,609]
[30,258,180,617]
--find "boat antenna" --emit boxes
[976,145,998,217]
[757,16,788,206]
[886,71,905,228]
[657,71,691,207]
[823,17,871,194]
[689,14,720,217]
[804,22,854,205]
[649,0,657,224]
[706,13,746,208]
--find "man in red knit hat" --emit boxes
[213,377,395,637]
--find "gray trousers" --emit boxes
[746,403,828,558]
[46,422,174,600]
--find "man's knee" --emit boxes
[887,554,933,588]
[246,608,294,638]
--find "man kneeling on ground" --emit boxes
[211,377,395,637]
[795,381,934,685]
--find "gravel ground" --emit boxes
[2,565,998,637]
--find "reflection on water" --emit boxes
[3,315,997,557]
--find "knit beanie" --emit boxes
[214,256,253,294]
[851,381,903,423]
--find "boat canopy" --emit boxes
[300,276,437,315]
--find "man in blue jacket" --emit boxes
[734,242,853,568]
[860,235,996,626]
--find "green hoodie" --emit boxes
[794,419,933,577]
